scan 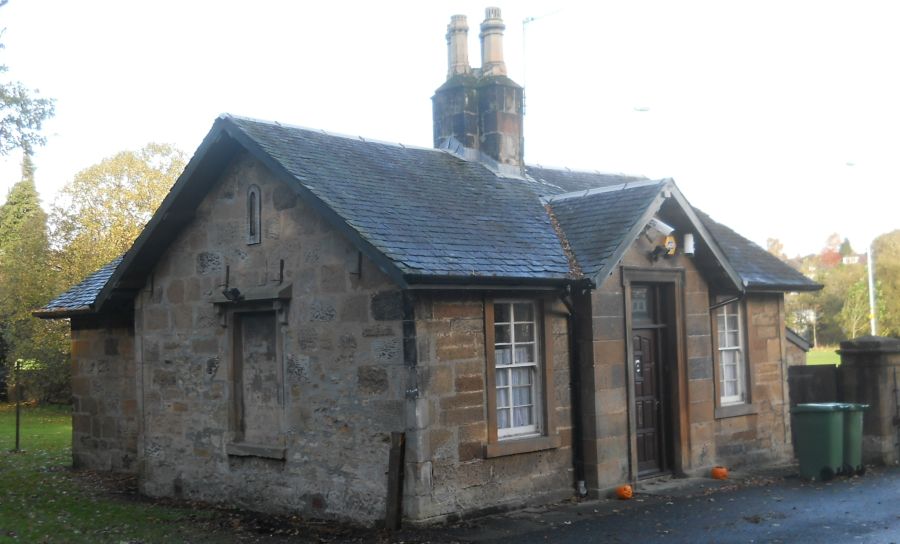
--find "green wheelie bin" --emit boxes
[841,403,869,475]
[791,403,845,481]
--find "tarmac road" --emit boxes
[438,466,900,544]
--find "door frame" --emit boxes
[622,267,689,482]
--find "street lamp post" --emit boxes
[847,161,878,337]
[867,241,878,336]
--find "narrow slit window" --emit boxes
[248,184,261,245]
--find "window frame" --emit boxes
[247,184,262,245]
[484,297,561,458]
[492,300,541,438]
[711,297,756,419]
[717,301,744,405]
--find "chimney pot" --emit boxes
[433,7,523,171]
[480,7,507,77]
[446,14,471,78]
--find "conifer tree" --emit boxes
[0,150,68,401]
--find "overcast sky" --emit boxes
[1,0,897,257]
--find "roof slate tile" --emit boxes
[232,116,646,282]
[37,116,819,316]
[36,256,124,315]
[549,183,665,277]
[696,210,819,291]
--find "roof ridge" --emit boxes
[223,115,658,182]
[540,178,667,204]
[527,163,650,179]
[221,113,440,154]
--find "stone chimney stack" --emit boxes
[479,7,507,77]
[432,7,524,172]
[446,15,471,77]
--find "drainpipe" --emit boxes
[560,281,588,497]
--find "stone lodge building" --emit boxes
[37,7,820,525]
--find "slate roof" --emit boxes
[36,115,819,317]
[696,210,820,292]
[34,256,123,316]
[546,181,665,277]
[230,116,574,280]
[525,165,647,195]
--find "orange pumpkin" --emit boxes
[615,484,633,500]
[711,466,729,480]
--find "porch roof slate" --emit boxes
[546,181,666,277]
[33,256,124,317]
[695,210,820,292]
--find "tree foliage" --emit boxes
[50,143,186,288]
[0,156,51,342]
[817,232,843,268]
[838,278,882,339]
[0,1,56,155]
[812,263,865,343]
[766,238,785,260]
[839,237,854,257]
[0,154,69,401]
[0,143,185,403]
[786,231,900,345]
[873,230,900,336]
[0,76,55,155]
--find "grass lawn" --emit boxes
[0,403,220,543]
[0,403,392,543]
[807,346,841,366]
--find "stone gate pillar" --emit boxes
[838,336,900,465]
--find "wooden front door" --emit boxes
[631,285,670,476]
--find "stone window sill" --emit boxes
[226,442,286,460]
[715,402,757,420]
[484,434,561,458]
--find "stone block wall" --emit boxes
[70,316,138,472]
[681,260,716,470]
[838,336,900,465]
[68,150,800,523]
[403,292,574,522]
[135,152,406,523]
[587,235,792,488]
[584,271,630,488]
[786,341,808,366]
[602,239,716,481]
[714,294,792,466]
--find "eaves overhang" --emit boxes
[402,273,587,291]
[744,282,824,293]
[31,306,93,319]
